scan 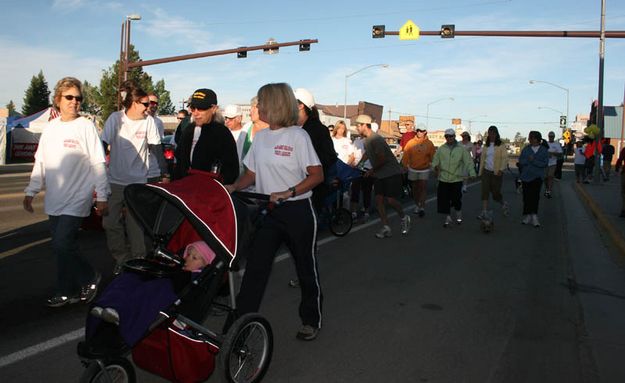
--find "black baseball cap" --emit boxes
[189,88,217,109]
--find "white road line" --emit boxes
[0,182,478,368]
[0,238,50,260]
[0,329,83,368]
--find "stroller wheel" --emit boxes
[80,358,136,383]
[329,208,353,237]
[218,313,273,383]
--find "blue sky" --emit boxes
[1,0,624,139]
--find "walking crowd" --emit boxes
[21,76,623,344]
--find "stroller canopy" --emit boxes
[124,171,238,263]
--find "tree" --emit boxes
[98,44,154,122]
[22,70,50,115]
[6,100,19,117]
[153,79,175,115]
[513,131,526,148]
[81,80,101,116]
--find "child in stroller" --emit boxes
[88,241,215,340]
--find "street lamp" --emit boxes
[118,14,141,108]
[343,64,389,121]
[537,106,564,115]
[426,97,454,129]
[529,80,569,130]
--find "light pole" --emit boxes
[529,80,569,131]
[118,14,141,109]
[343,64,389,121]
[466,114,487,134]
[426,97,454,129]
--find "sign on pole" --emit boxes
[399,20,420,40]
[559,115,567,129]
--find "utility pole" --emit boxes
[594,0,606,184]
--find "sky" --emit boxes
[1,0,624,139]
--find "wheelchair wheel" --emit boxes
[80,358,136,383]
[218,313,273,383]
[329,207,353,237]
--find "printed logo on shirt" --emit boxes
[135,130,146,140]
[63,139,79,149]
[274,144,293,157]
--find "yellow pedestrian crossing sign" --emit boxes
[399,20,420,40]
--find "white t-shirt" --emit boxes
[243,126,321,201]
[230,127,248,164]
[102,111,161,185]
[147,115,165,178]
[190,126,202,161]
[332,136,355,164]
[353,137,371,170]
[574,147,586,165]
[485,143,495,171]
[25,117,109,217]
[547,141,563,166]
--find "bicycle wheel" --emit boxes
[217,313,273,383]
[80,358,136,383]
[329,207,353,237]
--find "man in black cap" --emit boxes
[173,88,239,183]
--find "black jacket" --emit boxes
[302,118,337,172]
[174,119,239,184]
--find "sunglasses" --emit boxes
[62,95,83,102]
[149,101,158,106]
[189,106,210,112]
[416,129,426,133]
[444,135,455,138]
[139,101,150,107]
[177,117,184,121]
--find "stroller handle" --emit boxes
[232,191,270,201]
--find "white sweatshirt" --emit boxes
[25,116,109,217]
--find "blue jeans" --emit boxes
[49,215,96,296]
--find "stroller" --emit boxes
[323,159,364,237]
[77,171,273,383]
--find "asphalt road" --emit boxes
[0,168,619,382]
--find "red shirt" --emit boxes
[400,131,417,149]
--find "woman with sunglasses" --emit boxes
[24,77,109,307]
[101,80,168,274]
[225,83,323,341]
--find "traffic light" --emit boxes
[372,25,385,38]
[299,42,310,51]
[441,24,455,38]
[237,49,247,59]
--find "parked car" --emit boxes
[162,135,175,175]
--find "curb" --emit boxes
[574,182,625,257]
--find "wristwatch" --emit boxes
[288,186,296,198]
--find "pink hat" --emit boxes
[183,241,216,266]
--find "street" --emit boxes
[1,167,624,382]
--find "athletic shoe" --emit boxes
[375,225,392,238]
[401,215,411,234]
[502,202,510,217]
[351,211,358,220]
[477,211,486,220]
[443,215,453,228]
[521,215,531,225]
[462,185,467,193]
[413,207,420,215]
[363,212,370,221]
[296,325,319,341]
[101,308,120,325]
[46,295,80,308]
[455,211,463,225]
[531,214,540,227]
[90,306,104,318]
[80,272,101,303]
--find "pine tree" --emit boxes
[154,79,175,115]
[98,45,154,122]
[6,100,19,117]
[81,80,101,116]
[22,70,51,115]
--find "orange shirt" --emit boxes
[401,136,436,170]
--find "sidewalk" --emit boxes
[574,175,625,256]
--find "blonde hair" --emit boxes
[53,77,82,109]
[256,83,298,127]
[332,120,347,138]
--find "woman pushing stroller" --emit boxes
[225,82,324,341]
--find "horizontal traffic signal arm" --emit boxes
[127,39,318,68]
[380,30,625,38]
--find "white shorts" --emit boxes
[407,168,430,181]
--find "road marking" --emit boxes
[0,329,83,368]
[0,238,51,260]
[0,182,477,368]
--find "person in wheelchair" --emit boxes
[88,241,215,346]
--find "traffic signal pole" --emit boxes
[376,29,625,38]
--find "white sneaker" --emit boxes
[502,202,510,217]
[521,215,531,225]
[455,211,463,224]
[443,215,453,228]
[531,214,540,227]
[401,215,411,234]
[413,207,420,215]
[462,185,467,193]
[375,225,392,238]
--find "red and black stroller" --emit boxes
[77,171,273,383]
